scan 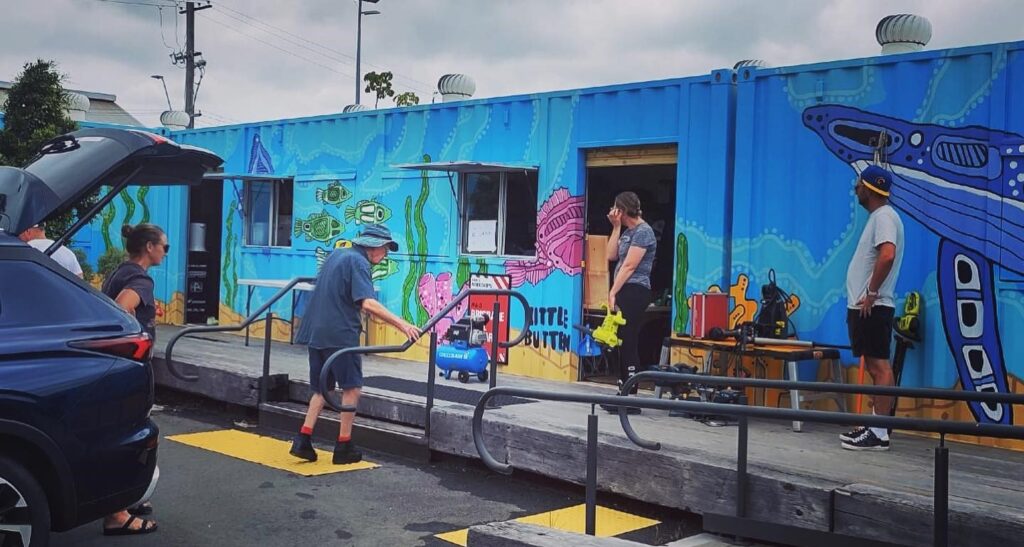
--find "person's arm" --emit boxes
[114,289,142,316]
[608,246,647,311]
[605,208,622,262]
[361,298,420,341]
[857,242,896,317]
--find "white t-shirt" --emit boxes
[846,204,903,309]
[27,238,84,277]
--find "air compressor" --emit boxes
[436,312,492,383]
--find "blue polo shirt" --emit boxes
[295,246,376,349]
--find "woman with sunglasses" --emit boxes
[99,223,168,535]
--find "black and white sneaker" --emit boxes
[841,429,890,451]
[839,426,867,443]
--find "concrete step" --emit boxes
[287,380,427,428]
[259,400,430,461]
[467,521,638,547]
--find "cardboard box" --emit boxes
[584,235,610,309]
[690,292,730,338]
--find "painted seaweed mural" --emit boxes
[401,154,432,325]
[119,189,136,226]
[137,186,150,224]
[672,233,689,334]
[99,188,116,250]
[223,200,239,309]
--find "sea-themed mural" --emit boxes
[504,187,584,287]
[74,39,1023,448]
[294,211,344,243]
[418,271,468,338]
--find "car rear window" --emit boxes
[0,260,118,328]
[23,135,128,203]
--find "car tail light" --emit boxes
[70,333,153,362]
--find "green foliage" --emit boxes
[363,71,395,108]
[98,247,127,282]
[395,91,420,107]
[0,60,95,238]
[71,248,94,281]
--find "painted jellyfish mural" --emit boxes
[418,271,468,340]
[504,187,585,287]
[804,104,1024,425]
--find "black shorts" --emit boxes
[309,347,363,390]
[846,306,895,360]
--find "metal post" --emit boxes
[355,0,362,105]
[260,312,273,405]
[489,301,500,390]
[425,331,437,440]
[934,437,949,547]
[586,412,598,536]
[736,415,748,518]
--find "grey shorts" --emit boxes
[309,347,363,390]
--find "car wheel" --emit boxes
[0,455,50,547]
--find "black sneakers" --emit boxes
[333,441,363,465]
[290,434,317,462]
[839,426,867,443]
[841,429,890,451]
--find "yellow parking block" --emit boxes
[435,504,659,546]
[167,429,379,476]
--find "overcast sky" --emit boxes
[3,0,1022,128]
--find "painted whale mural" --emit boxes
[804,104,1024,425]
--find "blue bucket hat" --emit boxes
[352,224,399,252]
[860,165,893,197]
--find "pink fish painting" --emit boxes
[418,272,468,338]
[504,187,584,287]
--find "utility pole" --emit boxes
[355,0,381,105]
[181,1,211,128]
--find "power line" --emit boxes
[211,0,433,93]
[203,13,354,79]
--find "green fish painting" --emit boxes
[334,239,353,249]
[345,199,392,225]
[315,182,352,207]
[293,211,344,242]
[314,247,332,271]
[371,257,400,282]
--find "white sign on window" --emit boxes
[467,220,497,252]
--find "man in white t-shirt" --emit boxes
[19,223,84,278]
[840,165,904,452]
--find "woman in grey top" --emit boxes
[605,191,657,400]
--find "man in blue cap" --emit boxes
[840,165,904,451]
[291,223,420,464]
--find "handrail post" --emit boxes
[736,415,748,518]
[489,301,500,391]
[934,435,949,547]
[260,312,274,405]
[586,412,598,536]
[426,331,438,440]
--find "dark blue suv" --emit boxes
[0,128,221,546]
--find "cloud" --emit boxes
[1,0,1021,128]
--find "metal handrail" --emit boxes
[616,370,1024,450]
[318,288,532,413]
[472,381,1024,546]
[163,276,317,380]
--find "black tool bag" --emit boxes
[753,269,793,339]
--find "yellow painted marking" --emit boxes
[435,504,659,546]
[167,430,378,476]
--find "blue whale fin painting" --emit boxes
[804,104,1023,425]
[248,133,275,175]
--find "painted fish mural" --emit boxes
[804,104,1024,425]
[504,187,584,287]
[345,199,392,225]
[418,271,467,338]
[334,239,353,249]
[315,182,352,207]
[371,257,400,282]
[293,211,344,243]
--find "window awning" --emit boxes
[202,172,287,182]
[394,161,538,174]
[394,161,538,217]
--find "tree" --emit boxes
[363,71,394,108]
[0,60,93,237]
[395,91,420,107]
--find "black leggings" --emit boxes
[617,283,652,387]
